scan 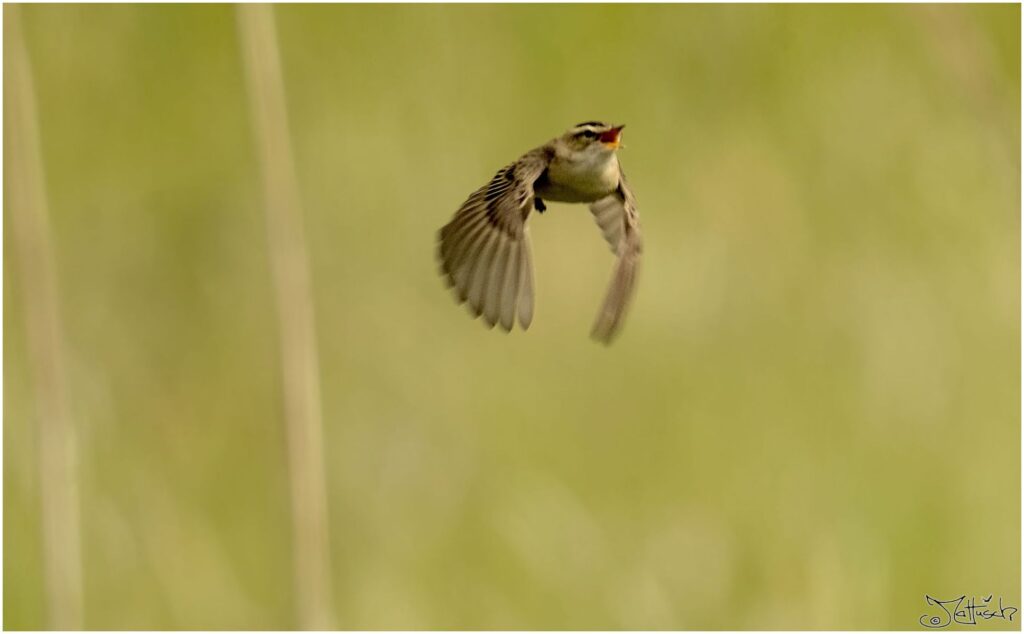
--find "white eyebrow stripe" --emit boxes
[571,124,609,135]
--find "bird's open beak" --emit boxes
[600,125,625,148]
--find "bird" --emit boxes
[436,121,642,343]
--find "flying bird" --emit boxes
[437,121,642,343]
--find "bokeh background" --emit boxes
[4,3,1020,630]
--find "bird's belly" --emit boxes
[538,157,619,203]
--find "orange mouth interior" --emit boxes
[599,126,624,146]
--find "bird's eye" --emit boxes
[578,130,598,140]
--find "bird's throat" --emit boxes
[538,153,619,203]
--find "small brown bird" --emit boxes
[437,121,642,343]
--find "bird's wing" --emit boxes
[589,172,642,343]
[438,147,550,331]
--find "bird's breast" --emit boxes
[537,154,620,203]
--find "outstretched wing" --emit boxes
[438,147,550,331]
[589,172,642,343]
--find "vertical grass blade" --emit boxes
[236,5,335,630]
[5,5,84,629]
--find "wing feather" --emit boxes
[589,173,642,343]
[498,239,521,331]
[590,195,626,252]
[517,237,535,329]
[484,237,512,327]
[467,226,501,319]
[438,147,550,332]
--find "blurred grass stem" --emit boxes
[236,5,335,630]
[5,5,84,629]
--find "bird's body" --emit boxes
[437,121,642,343]
[537,144,621,203]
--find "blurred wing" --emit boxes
[438,147,550,331]
[589,173,642,343]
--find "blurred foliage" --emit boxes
[4,4,1020,629]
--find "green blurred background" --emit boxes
[4,3,1020,629]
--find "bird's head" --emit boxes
[560,121,625,157]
